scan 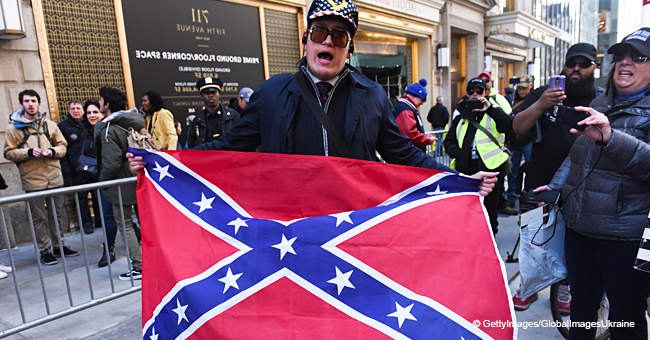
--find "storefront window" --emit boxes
[350,30,415,105]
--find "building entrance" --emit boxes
[450,33,467,111]
[350,30,416,105]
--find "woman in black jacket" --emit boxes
[83,101,118,267]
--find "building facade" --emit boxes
[0,0,592,245]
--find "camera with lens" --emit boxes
[457,98,484,119]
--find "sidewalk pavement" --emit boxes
[495,213,566,339]
[0,229,141,340]
[0,212,564,339]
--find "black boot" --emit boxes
[83,224,94,234]
[98,243,116,268]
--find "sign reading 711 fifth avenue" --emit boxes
[121,0,265,143]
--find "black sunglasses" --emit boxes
[565,60,595,68]
[467,88,484,95]
[612,52,649,64]
[308,26,350,48]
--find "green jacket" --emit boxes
[94,108,144,205]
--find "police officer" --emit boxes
[187,77,240,148]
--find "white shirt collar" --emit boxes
[305,67,339,86]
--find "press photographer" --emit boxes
[444,78,513,234]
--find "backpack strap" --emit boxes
[41,120,54,147]
[17,128,30,149]
[467,119,512,156]
[292,71,352,158]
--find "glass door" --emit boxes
[450,33,466,111]
[350,30,416,106]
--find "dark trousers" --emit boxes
[77,190,101,229]
[469,160,507,234]
[565,227,649,340]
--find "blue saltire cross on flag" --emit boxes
[134,149,516,340]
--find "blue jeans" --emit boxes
[99,193,117,249]
[505,142,531,203]
[565,227,649,340]
[432,128,445,156]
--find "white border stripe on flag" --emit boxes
[637,248,650,262]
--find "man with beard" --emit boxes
[513,43,604,191]
[510,43,605,311]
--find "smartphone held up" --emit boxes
[554,105,589,131]
[550,75,566,92]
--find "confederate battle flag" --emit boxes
[134,149,516,339]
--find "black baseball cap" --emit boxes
[466,78,487,91]
[607,27,650,57]
[565,43,597,61]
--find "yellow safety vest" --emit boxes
[450,114,508,170]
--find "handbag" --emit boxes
[76,155,97,177]
[75,136,98,177]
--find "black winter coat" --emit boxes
[58,118,84,178]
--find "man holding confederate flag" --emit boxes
[128,0,497,194]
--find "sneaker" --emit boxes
[0,271,6,279]
[0,263,12,273]
[558,283,571,316]
[52,246,79,257]
[40,251,58,265]
[119,269,142,281]
[513,292,538,311]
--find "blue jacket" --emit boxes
[194,60,455,173]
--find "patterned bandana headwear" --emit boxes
[307,0,359,38]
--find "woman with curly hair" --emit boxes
[140,91,178,150]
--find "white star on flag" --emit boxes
[387,302,417,328]
[152,161,174,181]
[218,267,243,293]
[228,218,248,234]
[330,211,353,227]
[172,298,189,325]
[193,193,215,213]
[149,327,159,340]
[271,234,297,260]
[427,185,447,196]
[327,266,355,295]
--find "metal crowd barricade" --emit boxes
[425,130,451,167]
[0,177,139,338]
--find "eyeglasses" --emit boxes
[467,88,484,95]
[612,52,649,64]
[565,60,595,68]
[308,26,350,48]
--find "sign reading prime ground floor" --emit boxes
[122,0,265,144]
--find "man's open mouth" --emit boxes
[318,52,333,61]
